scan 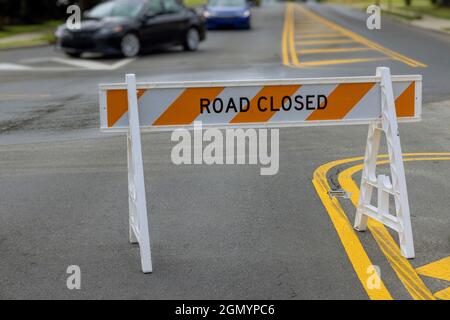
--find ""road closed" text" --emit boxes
[200,94,327,114]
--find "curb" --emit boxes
[333,3,450,37]
[380,10,450,36]
[0,42,53,51]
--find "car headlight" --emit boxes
[242,10,250,18]
[203,10,211,18]
[112,26,124,33]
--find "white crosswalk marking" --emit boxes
[0,63,34,70]
[0,57,135,72]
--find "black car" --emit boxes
[55,0,206,57]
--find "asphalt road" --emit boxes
[0,1,449,299]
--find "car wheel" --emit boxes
[183,28,200,51]
[244,19,251,30]
[120,33,140,58]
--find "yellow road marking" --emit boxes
[416,256,450,300]
[434,287,450,300]
[282,3,304,66]
[416,257,450,282]
[296,22,327,26]
[296,39,355,46]
[338,156,450,299]
[282,4,427,68]
[297,30,342,35]
[312,157,393,300]
[295,27,335,31]
[298,47,372,54]
[313,153,450,299]
[296,33,346,39]
[288,5,300,66]
[297,5,426,67]
[297,57,390,67]
[281,4,290,66]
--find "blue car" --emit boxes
[203,0,251,30]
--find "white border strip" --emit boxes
[99,75,422,90]
[99,75,422,132]
[100,117,420,133]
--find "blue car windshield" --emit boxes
[208,0,247,7]
[87,0,144,18]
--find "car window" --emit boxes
[163,0,183,13]
[208,0,246,7]
[147,0,163,15]
[88,0,145,18]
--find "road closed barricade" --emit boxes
[99,67,422,273]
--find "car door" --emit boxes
[139,0,166,47]
[160,0,190,44]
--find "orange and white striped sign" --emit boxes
[99,75,421,131]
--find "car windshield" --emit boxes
[208,0,246,7]
[87,0,144,18]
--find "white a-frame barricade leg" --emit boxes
[126,74,153,273]
[354,67,415,259]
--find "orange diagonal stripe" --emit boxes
[306,83,375,121]
[153,87,224,126]
[230,85,301,123]
[107,89,146,127]
[395,82,415,118]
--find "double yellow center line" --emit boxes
[281,3,299,66]
[282,3,427,68]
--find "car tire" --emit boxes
[244,19,252,30]
[120,33,140,58]
[183,28,200,52]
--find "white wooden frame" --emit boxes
[354,67,415,258]
[101,68,419,273]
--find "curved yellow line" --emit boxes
[339,157,450,300]
[313,153,450,299]
[313,157,392,300]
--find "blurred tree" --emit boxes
[0,0,104,25]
